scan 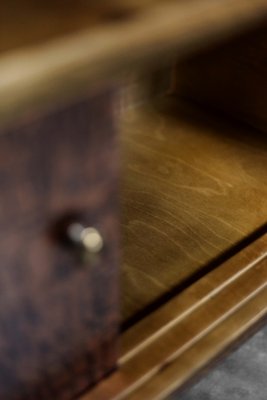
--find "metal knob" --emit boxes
[66,223,104,255]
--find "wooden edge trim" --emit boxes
[126,287,267,400]
[121,233,267,359]
[81,235,267,399]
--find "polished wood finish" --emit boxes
[2,3,267,399]
[121,230,267,356]
[1,1,267,126]
[120,101,267,322]
[127,289,267,400]
[0,90,119,400]
[175,23,267,132]
[82,234,267,400]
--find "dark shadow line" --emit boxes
[121,222,267,332]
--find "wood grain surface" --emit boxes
[0,90,119,400]
[120,100,267,323]
[1,0,267,126]
[82,234,267,400]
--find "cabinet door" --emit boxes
[0,90,120,400]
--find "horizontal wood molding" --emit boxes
[1,0,267,126]
[121,234,267,358]
[126,288,267,400]
[82,234,267,399]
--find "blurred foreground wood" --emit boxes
[1,0,267,125]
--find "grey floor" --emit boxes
[170,324,267,400]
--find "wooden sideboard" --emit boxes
[0,1,267,399]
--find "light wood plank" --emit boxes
[121,102,267,321]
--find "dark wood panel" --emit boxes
[120,101,267,322]
[0,90,119,399]
[175,23,267,132]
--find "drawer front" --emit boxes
[0,90,119,399]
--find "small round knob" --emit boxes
[67,223,104,254]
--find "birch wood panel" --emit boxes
[120,101,267,322]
